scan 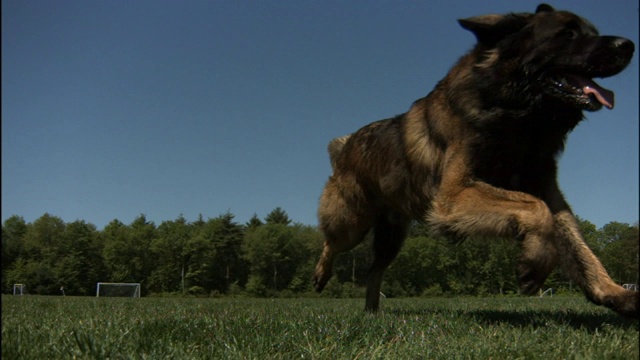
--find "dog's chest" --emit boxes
[469,134,556,193]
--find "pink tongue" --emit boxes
[583,83,615,109]
[571,76,615,109]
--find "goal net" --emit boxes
[96,282,141,297]
[13,283,26,295]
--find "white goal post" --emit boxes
[13,283,26,295]
[96,282,141,297]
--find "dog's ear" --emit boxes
[535,4,555,13]
[458,14,528,47]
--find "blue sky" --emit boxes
[2,0,638,230]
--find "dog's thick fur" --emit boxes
[313,4,637,318]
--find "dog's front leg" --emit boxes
[545,189,639,318]
[429,178,559,295]
[430,169,638,318]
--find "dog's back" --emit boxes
[327,135,350,171]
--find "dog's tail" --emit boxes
[328,134,351,171]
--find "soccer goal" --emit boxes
[96,282,141,297]
[13,283,26,295]
[539,288,555,297]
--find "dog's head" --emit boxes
[459,4,634,112]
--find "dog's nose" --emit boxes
[613,37,635,56]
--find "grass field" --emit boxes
[2,295,638,359]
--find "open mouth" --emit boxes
[547,74,615,110]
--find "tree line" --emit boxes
[2,208,638,297]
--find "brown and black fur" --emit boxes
[312,4,637,318]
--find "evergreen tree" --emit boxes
[15,214,66,294]
[56,220,105,296]
[246,213,263,229]
[600,222,639,285]
[2,216,27,291]
[102,215,156,294]
[243,223,301,293]
[148,215,191,294]
[265,207,291,225]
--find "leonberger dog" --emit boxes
[312,4,637,318]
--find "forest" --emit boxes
[2,208,638,298]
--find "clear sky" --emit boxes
[2,0,638,230]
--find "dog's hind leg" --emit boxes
[313,178,373,293]
[313,226,369,293]
[365,212,410,312]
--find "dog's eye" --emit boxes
[560,29,578,40]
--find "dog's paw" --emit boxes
[516,264,545,296]
[605,290,639,319]
[312,272,330,293]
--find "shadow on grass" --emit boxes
[389,308,638,332]
[464,309,636,332]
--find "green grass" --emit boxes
[2,295,638,359]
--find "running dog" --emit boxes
[313,4,636,318]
